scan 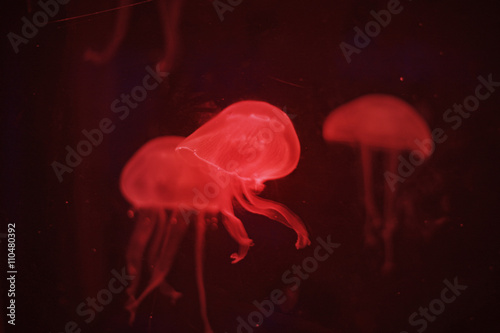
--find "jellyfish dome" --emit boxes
[176,100,310,250]
[176,100,301,185]
[121,136,225,210]
[323,94,433,156]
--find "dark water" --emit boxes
[2,0,500,332]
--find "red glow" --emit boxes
[323,94,432,273]
[120,101,310,332]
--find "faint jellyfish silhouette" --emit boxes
[323,94,432,273]
[176,100,311,250]
[84,0,183,72]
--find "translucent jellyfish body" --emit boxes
[323,94,432,272]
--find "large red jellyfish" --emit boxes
[323,94,432,273]
[120,101,309,333]
[176,100,311,250]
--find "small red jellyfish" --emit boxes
[120,101,310,332]
[323,94,432,273]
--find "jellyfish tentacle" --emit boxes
[127,209,167,322]
[146,209,169,271]
[194,211,214,333]
[360,145,382,247]
[127,209,188,322]
[237,182,310,249]
[147,211,183,303]
[220,205,254,264]
[381,150,399,274]
[125,210,156,315]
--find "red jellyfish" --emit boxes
[176,100,311,250]
[120,136,252,333]
[323,94,432,273]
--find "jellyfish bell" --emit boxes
[120,136,228,210]
[323,94,432,273]
[176,100,300,182]
[323,94,433,157]
[176,100,310,249]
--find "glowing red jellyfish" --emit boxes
[176,100,311,250]
[121,136,253,333]
[323,94,432,272]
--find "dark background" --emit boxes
[2,0,500,332]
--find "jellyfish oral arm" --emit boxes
[360,145,381,227]
[236,183,311,249]
[381,150,399,273]
[360,144,383,247]
[126,210,188,323]
[221,207,254,264]
[125,210,156,317]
